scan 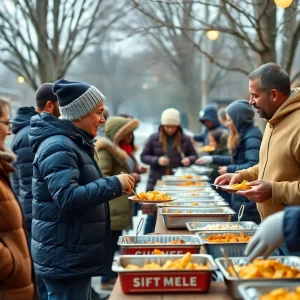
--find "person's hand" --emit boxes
[214,173,241,185]
[245,211,284,261]
[237,180,272,203]
[158,156,169,166]
[141,204,157,215]
[181,157,191,167]
[130,172,141,184]
[116,174,135,194]
[218,166,227,175]
[139,165,148,174]
[195,156,212,165]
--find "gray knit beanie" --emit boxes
[53,79,105,121]
[226,100,254,131]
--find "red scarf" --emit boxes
[120,143,133,155]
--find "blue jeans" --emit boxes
[43,277,91,300]
[144,214,156,234]
[27,235,48,300]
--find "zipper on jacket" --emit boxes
[261,125,274,180]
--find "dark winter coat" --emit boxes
[141,127,198,191]
[28,113,122,279]
[212,126,262,224]
[10,107,38,233]
[284,207,300,253]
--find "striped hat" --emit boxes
[52,79,105,121]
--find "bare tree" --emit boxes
[130,0,300,83]
[0,0,130,90]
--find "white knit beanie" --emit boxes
[161,108,181,126]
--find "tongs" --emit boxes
[220,248,241,279]
[237,204,244,227]
[135,217,144,243]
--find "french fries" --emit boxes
[228,259,300,279]
[205,232,251,243]
[124,252,209,270]
[137,190,171,201]
[260,286,300,300]
[230,180,251,190]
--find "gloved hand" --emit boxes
[116,174,135,194]
[244,211,284,261]
[195,156,213,165]
[158,156,169,166]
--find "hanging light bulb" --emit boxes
[274,0,293,8]
[206,30,220,41]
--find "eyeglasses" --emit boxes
[0,121,13,130]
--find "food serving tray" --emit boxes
[238,281,300,300]
[112,254,217,294]
[162,175,210,183]
[117,235,203,255]
[157,200,229,208]
[156,185,211,192]
[159,207,235,229]
[197,230,256,258]
[215,256,300,299]
[186,221,258,233]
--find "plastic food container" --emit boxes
[215,256,300,299]
[186,221,258,233]
[197,230,256,258]
[117,235,203,255]
[160,207,236,229]
[112,254,217,294]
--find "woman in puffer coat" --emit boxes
[140,108,198,233]
[96,116,141,290]
[0,99,37,300]
[197,100,262,224]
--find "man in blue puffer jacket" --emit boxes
[29,79,135,300]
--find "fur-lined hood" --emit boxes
[95,137,129,165]
[0,149,16,173]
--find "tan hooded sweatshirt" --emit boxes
[238,88,300,220]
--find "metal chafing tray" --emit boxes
[159,207,235,229]
[162,175,210,184]
[197,230,256,258]
[215,256,300,299]
[117,235,203,255]
[186,221,258,233]
[157,200,229,208]
[112,254,217,294]
[238,282,300,300]
[156,185,211,192]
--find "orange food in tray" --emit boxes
[205,232,251,243]
[230,180,251,190]
[179,181,205,186]
[228,259,300,279]
[199,145,215,152]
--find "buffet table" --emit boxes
[109,213,232,299]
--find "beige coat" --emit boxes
[0,150,36,300]
[238,88,300,219]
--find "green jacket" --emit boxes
[95,117,139,231]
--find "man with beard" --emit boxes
[215,63,300,255]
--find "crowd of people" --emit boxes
[0,62,300,300]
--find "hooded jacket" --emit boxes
[141,126,198,191]
[95,117,139,231]
[194,105,225,144]
[28,113,122,279]
[284,207,300,253]
[0,149,36,300]
[10,107,38,232]
[238,88,300,219]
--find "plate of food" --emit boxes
[199,145,215,152]
[128,191,176,203]
[212,180,251,192]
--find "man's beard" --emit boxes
[253,103,271,120]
